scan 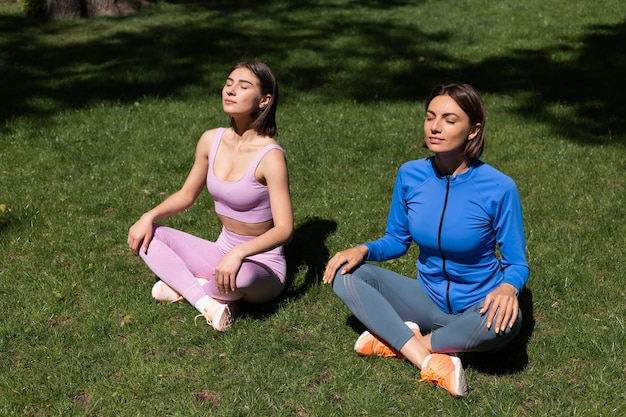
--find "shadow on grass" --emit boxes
[283,216,337,297]
[243,216,337,319]
[0,2,623,145]
[467,23,626,146]
[461,287,535,375]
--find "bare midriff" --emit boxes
[218,214,273,237]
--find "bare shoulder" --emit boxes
[262,137,286,159]
[250,134,284,156]
[259,142,288,173]
[260,134,283,150]
[196,128,223,155]
[199,127,221,144]
[254,135,287,182]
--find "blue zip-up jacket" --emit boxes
[364,157,530,314]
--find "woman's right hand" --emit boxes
[322,245,368,284]
[127,215,154,256]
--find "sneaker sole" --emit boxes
[449,355,468,397]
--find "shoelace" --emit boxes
[420,359,453,385]
[193,305,233,330]
[420,369,444,384]
[194,313,211,326]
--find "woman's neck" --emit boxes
[230,119,258,139]
[434,154,472,176]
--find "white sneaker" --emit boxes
[151,277,209,303]
[151,280,183,303]
[195,298,238,331]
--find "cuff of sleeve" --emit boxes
[363,242,374,261]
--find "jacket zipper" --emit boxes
[437,175,453,314]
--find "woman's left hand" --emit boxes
[213,251,243,295]
[479,283,519,334]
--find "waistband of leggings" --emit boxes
[217,226,284,255]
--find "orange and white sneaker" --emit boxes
[151,280,183,303]
[195,298,238,332]
[354,321,423,359]
[420,353,468,398]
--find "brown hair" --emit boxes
[424,83,486,158]
[228,61,279,137]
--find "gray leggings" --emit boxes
[332,263,522,353]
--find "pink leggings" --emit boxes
[140,225,286,305]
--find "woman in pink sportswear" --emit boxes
[127,61,293,331]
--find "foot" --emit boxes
[354,321,422,359]
[151,280,183,303]
[420,353,468,398]
[195,298,238,331]
[151,277,208,303]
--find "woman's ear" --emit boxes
[259,94,272,109]
[468,123,481,140]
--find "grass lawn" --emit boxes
[1,0,625,415]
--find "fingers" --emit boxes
[484,300,496,330]
[323,247,367,284]
[213,271,237,294]
[127,235,141,256]
[323,258,351,284]
[214,272,225,294]
[339,259,357,275]
[127,234,150,256]
[128,222,152,256]
[508,305,519,329]
[483,297,518,334]
[481,283,520,333]
[322,256,342,284]
[479,294,492,315]
[493,303,510,333]
[229,274,237,293]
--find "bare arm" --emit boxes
[127,129,215,255]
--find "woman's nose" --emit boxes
[430,119,441,133]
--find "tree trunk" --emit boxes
[84,0,117,17]
[45,0,82,19]
[85,0,146,17]
[29,0,148,19]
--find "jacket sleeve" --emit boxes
[494,183,530,294]
[364,168,413,261]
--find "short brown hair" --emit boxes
[425,83,486,158]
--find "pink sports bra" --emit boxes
[206,128,284,223]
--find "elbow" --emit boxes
[284,228,294,245]
[279,222,294,246]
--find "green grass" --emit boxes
[1,0,625,415]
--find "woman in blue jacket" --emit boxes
[323,83,530,398]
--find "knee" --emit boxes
[329,263,350,294]
[508,308,523,338]
[331,263,369,297]
[151,224,169,241]
[234,263,260,289]
[483,309,524,351]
